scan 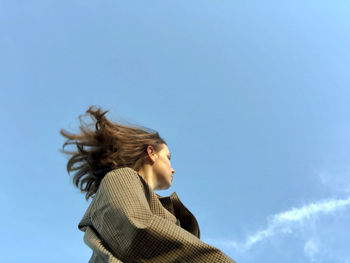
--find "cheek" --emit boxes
[162,158,171,169]
[156,158,168,170]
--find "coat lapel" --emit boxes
[156,192,200,239]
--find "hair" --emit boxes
[60,106,167,201]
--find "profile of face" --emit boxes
[149,144,175,190]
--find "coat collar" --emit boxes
[137,173,200,238]
[156,192,200,239]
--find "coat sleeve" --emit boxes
[90,167,236,263]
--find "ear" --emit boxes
[146,145,158,163]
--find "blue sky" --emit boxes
[1,1,350,262]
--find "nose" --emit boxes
[171,169,175,175]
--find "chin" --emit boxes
[162,183,172,190]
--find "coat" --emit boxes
[78,167,236,263]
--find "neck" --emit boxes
[137,165,158,191]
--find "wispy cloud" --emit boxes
[318,168,350,194]
[206,196,350,253]
[244,196,350,251]
[304,239,320,262]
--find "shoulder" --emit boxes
[102,167,141,186]
[92,166,150,210]
[94,167,146,200]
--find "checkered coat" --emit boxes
[78,167,236,262]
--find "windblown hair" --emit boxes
[60,106,167,200]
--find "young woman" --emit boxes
[60,106,235,263]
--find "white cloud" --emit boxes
[304,239,319,262]
[205,167,350,262]
[241,196,350,251]
[318,168,350,194]
[205,196,350,254]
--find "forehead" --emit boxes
[161,144,170,154]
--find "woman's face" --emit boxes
[153,144,175,190]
